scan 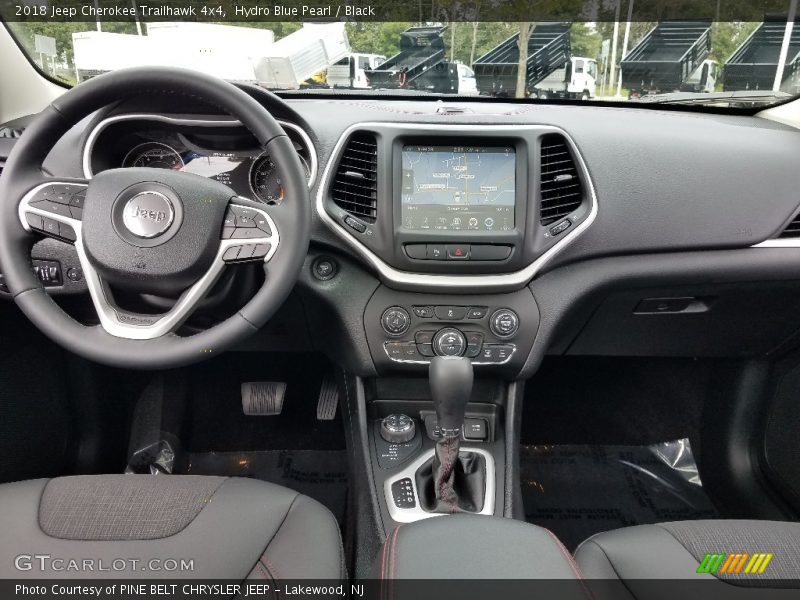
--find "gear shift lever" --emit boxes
[428,356,476,512]
[430,356,473,437]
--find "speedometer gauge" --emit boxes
[122,142,184,170]
[249,151,309,204]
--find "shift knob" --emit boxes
[429,356,473,435]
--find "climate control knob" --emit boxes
[382,307,410,336]
[490,309,519,339]
[433,328,467,357]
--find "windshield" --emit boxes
[4,2,800,109]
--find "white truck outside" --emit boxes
[327,53,387,89]
[254,22,350,90]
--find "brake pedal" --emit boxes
[316,375,339,421]
[241,382,287,416]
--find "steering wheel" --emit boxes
[0,68,310,369]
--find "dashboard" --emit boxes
[84,115,317,204]
[4,90,800,380]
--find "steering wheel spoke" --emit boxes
[18,180,88,244]
[80,198,280,341]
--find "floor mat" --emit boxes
[184,353,344,452]
[181,449,348,524]
[520,440,719,551]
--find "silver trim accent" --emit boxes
[383,342,516,366]
[384,447,496,523]
[19,183,279,340]
[82,114,318,189]
[752,238,800,248]
[315,123,598,291]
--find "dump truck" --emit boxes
[723,15,800,94]
[473,22,596,99]
[253,22,351,90]
[365,26,448,89]
[621,20,717,99]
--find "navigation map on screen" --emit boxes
[401,145,515,232]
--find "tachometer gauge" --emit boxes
[122,142,184,170]
[250,152,309,204]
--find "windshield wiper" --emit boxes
[636,90,793,107]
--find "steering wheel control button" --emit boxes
[69,191,85,209]
[446,244,470,260]
[231,206,257,227]
[434,305,467,320]
[434,328,467,357]
[59,223,77,242]
[30,199,72,218]
[223,245,243,262]
[24,212,43,230]
[344,215,367,233]
[42,217,60,237]
[466,307,488,319]
[254,215,272,235]
[382,307,411,336]
[122,191,175,239]
[312,256,337,280]
[490,309,520,338]
[231,228,265,239]
[380,414,416,444]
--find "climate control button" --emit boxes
[433,328,467,357]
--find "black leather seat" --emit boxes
[575,520,800,595]
[0,475,344,580]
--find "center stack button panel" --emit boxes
[364,287,540,374]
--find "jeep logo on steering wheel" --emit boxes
[122,191,175,238]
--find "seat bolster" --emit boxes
[246,494,345,581]
[575,525,709,581]
[0,476,335,580]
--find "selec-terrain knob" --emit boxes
[380,414,416,444]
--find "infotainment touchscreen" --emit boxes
[401,145,515,232]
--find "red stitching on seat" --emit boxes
[543,528,594,600]
[389,525,402,600]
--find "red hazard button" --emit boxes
[446,244,470,260]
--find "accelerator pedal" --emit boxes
[241,382,287,416]
[316,375,339,421]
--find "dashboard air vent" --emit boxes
[539,134,584,226]
[0,127,24,139]
[779,214,800,238]
[331,132,378,223]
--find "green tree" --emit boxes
[345,22,415,59]
[570,23,602,59]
